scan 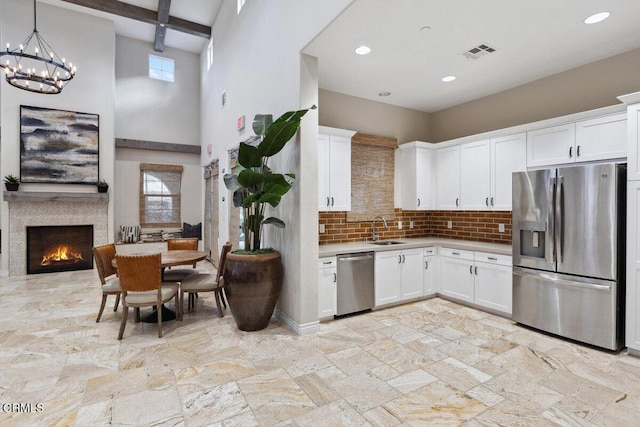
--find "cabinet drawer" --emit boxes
[318,257,337,269]
[423,246,437,256]
[440,247,474,261]
[474,251,512,267]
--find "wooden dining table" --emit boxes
[113,249,207,322]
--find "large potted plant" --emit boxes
[223,106,315,331]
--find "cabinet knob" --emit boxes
[490,197,494,206]
[456,198,459,207]
[469,265,473,274]
[425,260,429,269]
[485,197,489,207]
[569,146,573,158]
[474,266,478,275]
[326,197,330,207]
[577,145,581,157]
[331,197,334,206]
[417,198,421,207]
[333,272,337,283]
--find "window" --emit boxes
[148,54,175,82]
[237,0,247,14]
[139,163,183,227]
[206,38,214,71]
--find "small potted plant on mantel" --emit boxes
[97,179,109,193]
[4,174,20,191]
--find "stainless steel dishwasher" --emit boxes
[337,252,374,316]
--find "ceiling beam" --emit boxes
[153,0,171,52]
[59,0,211,39]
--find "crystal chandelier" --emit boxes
[0,0,76,94]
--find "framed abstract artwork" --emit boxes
[20,105,99,184]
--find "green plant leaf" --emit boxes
[264,181,291,197]
[257,193,282,206]
[238,143,262,168]
[265,173,294,187]
[252,114,273,136]
[257,107,313,158]
[238,169,266,187]
[262,217,285,228]
[223,173,241,191]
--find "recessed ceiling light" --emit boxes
[584,12,610,24]
[441,75,456,82]
[378,91,391,97]
[355,45,372,55]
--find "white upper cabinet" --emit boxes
[575,113,627,163]
[318,127,355,211]
[527,123,576,168]
[527,113,627,168]
[460,140,491,210]
[397,142,436,210]
[491,133,527,210]
[456,133,526,211]
[436,145,460,210]
[628,103,640,181]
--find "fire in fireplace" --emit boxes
[27,225,93,274]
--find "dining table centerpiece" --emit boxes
[223,106,315,331]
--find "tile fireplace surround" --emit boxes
[5,192,109,276]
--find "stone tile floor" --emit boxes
[1,263,640,426]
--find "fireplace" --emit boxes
[26,225,94,274]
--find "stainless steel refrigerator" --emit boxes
[512,162,626,351]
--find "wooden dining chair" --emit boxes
[163,237,199,282]
[179,242,232,320]
[116,253,179,339]
[92,244,122,322]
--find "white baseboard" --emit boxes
[275,308,320,336]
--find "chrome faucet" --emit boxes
[371,216,388,241]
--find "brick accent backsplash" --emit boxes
[319,209,512,245]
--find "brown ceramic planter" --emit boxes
[223,251,283,331]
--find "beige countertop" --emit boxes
[319,237,512,258]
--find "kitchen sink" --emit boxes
[370,240,405,245]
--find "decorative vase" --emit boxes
[5,183,19,191]
[97,186,108,193]
[223,251,283,331]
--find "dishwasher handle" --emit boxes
[339,254,374,262]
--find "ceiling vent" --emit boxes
[462,43,497,60]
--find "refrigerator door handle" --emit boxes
[513,267,612,291]
[555,175,564,264]
[547,175,556,264]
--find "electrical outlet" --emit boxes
[319,224,325,233]
[409,221,414,229]
[447,220,452,229]
[397,221,402,230]
[498,223,505,233]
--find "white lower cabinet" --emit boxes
[439,248,475,303]
[440,247,513,315]
[473,252,512,315]
[374,248,424,307]
[318,257,337,320]
[627,181,640,352]
[423,247,437,296]
[324,245,510,320]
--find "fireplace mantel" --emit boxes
[3,191,109,203]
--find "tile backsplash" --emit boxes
[319,209,512,245]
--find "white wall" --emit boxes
[115,36,200,145]
[114,36,202,239]
[201,0,353,330]
[0,0,116,274]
